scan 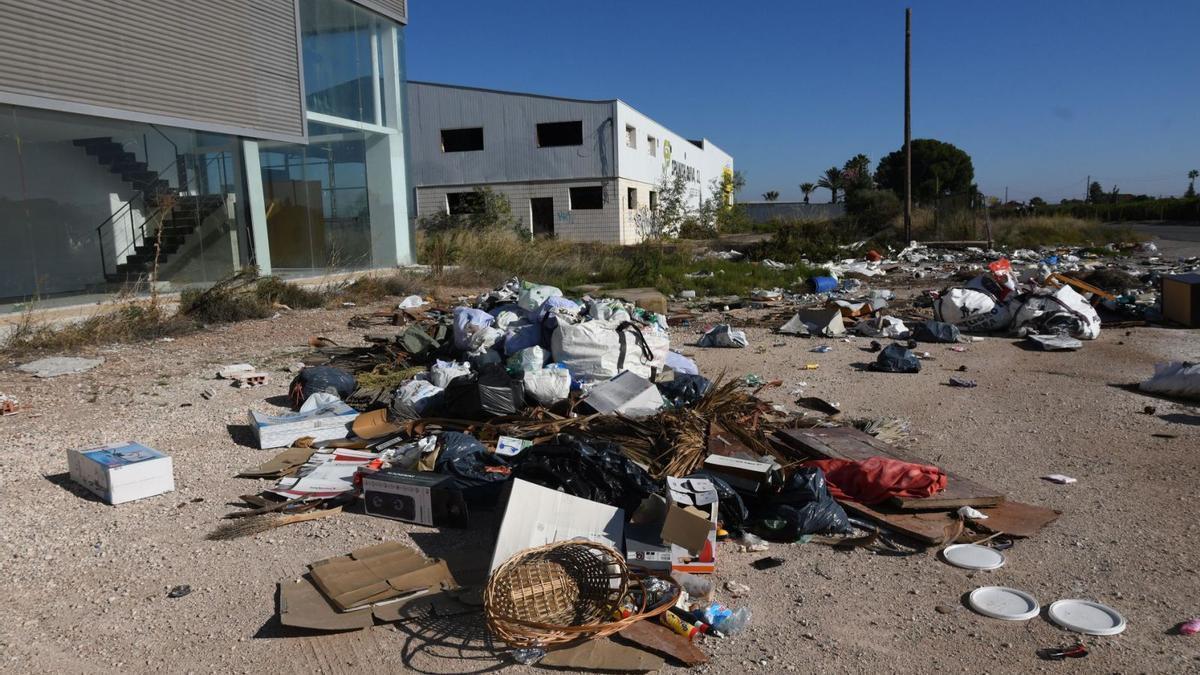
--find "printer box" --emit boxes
[361,469,468,528]
[67,441,175,505]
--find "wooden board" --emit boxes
[774,428,1006,510]
[973,500,1061,538]
[837,500,960,544]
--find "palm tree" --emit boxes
[1187,169,1198,198]
[798,182,816,204]
[816,167,843,203]
[762,190,780,201]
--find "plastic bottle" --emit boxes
[716,606,752,635]
[511,647,546,665]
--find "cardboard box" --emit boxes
[703,454,776,493]
[1162,273,1200,327]
[624,478,719,575]
[489,479,624,573]
[67,441,174,505]
[361,469,468,528]
[248,401,359,449]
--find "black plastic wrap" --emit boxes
[288,366,357,409]
[509,435,660,514]
[751,467,852,539]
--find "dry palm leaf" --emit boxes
[206,506,343,540]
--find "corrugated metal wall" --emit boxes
[353,0,406,24]
[0,0,304,142]
[407,82,616,186]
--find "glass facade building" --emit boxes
[0,0,411,303]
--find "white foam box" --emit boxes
[67,441,175,505]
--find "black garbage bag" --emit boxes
[433,431,511,506]
[751,467,851,539]
[288,366,356,409]
[870,343,921,373]
[911,320,961,344]
[509,435,659,514]
[684,471,749,534]
[657,373,712,408]
[440,366,526,420]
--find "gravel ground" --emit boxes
[1,295,1198,674]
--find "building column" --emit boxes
[365,132,412,266]
[241,139,271,275]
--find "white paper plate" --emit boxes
[942,544,1006,570]
[1047,599,1127,635]
[967,586,1040,621]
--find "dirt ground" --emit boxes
[1,293,1198,674]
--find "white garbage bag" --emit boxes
[1139,362,1200,399]
[697,324,749,348]
[934,287,1014,333]
[452,307,495,351]
[856,315,909,338]
[518,284,562,313]
[507,345,548,372]
[1011,285,1101,340]
[429,360,471,388]
[524,366,571,405]
[552,320,668,381]
[397,295,426,309]
[391,380,444,419]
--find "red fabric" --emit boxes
[802,456,947,505]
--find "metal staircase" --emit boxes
[75,134,229,283]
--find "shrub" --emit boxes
[844,189,902,229]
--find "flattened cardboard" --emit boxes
[236,447,316,478]
[352,408,404,440]
[308,542,457,611]
[278,576,374,631]
[539,637,664,672]
[489,479,624,573]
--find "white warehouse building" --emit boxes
[406,81,733,244]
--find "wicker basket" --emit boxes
[485,540,653,648]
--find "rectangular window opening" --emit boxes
[627,187,637,210]
[649,190,658,210]
[441,127,483,152]
[537,121,583,147]
[647,136,657,157]
[570,186,604,210]
[447,191,483,215]
[625,125,637,149]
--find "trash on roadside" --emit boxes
[489,479,624,573]
[249,400,358,449]
[855,315,909,338]
[795,397,841,416]
[948,376,977,388]
[1041,474,1077,484]
[216,363,256,379]
[750,556,785,570]
[703,455,778,494]
[967,586,1040,621]
[360,468,469,528]
[167,584,192,598]
[779,308,846,337]
[1179,618,1200,635]
[18,356,104,378]
[941,543,1006,570]
[1161,273,1200,327]
[803,456,946,505]
[1047,599,1127,635]
[957,505,988,520]
[67,441,175,505]
[697,324,749,348]
[870,344,921,373]
[810,345,832,353]
[0,393,19,415]
[911,320,961,343]
[1139,361,1200,399]
[288,366,356,410]
[1037,642,1088,661]
[1027,334,1082,351]
[397,294,426,309]
[582,371,666,418]
[278,542,458,631]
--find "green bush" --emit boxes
[844,189,902,229]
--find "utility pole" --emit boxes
[903,8,913,243]
[1004,186,1008,203]
[1085,175,1090,202]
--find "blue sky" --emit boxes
[405,1,1200,203]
